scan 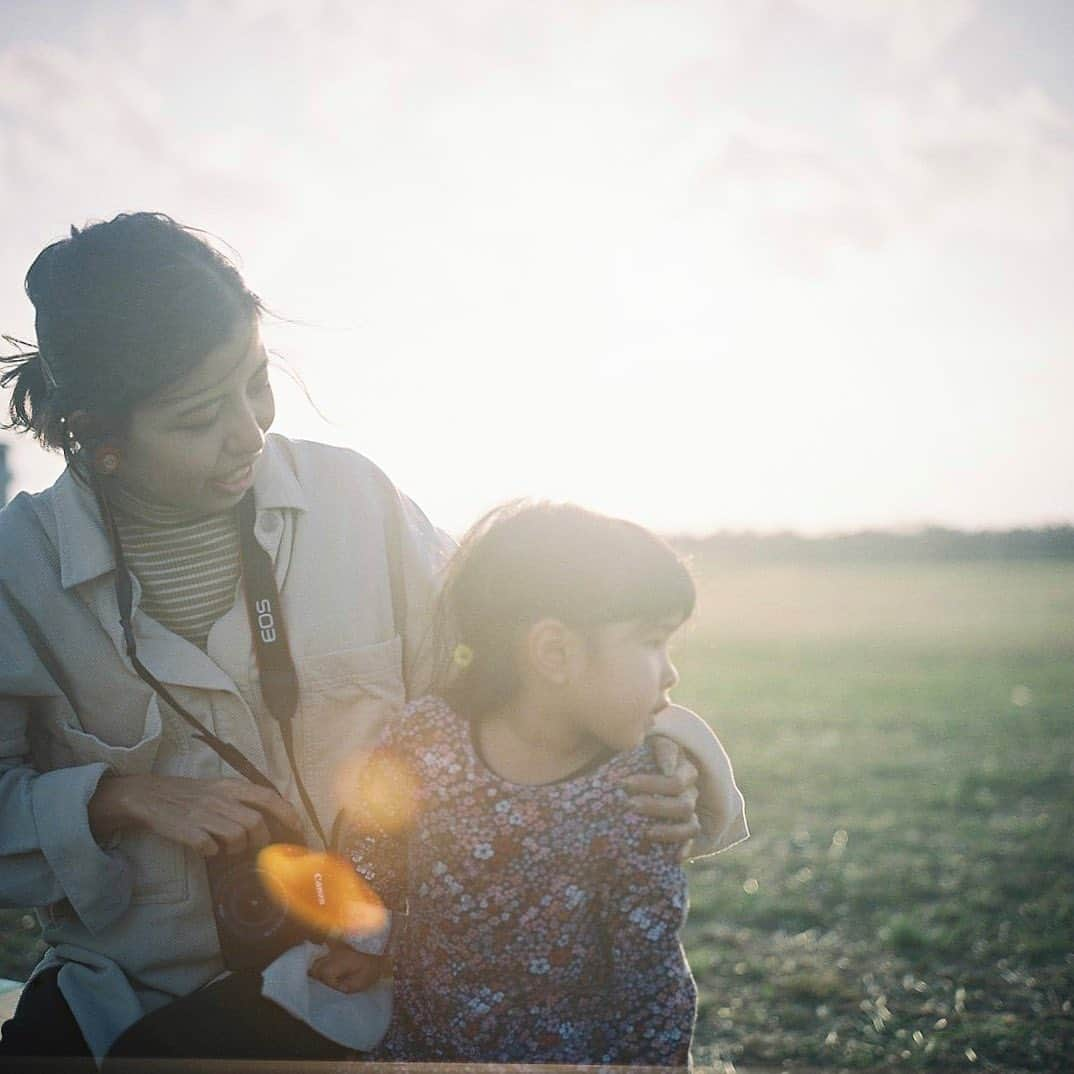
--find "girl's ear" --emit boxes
[526,618,584,686]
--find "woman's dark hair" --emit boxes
[1,211,263,468]
[434,500,696,719]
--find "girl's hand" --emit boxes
[624,736,701,861]
[308,942,385,993]
[88,773,305,857]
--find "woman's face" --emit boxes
[112,315,275,514]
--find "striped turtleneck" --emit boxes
[106,483,242,651]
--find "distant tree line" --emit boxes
[670,526,1074,563]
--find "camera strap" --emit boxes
[236,491,327,848]
[95,480,327,847]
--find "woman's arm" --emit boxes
[643,703,749,858]
[626,735,702,855]
[0,593,136,931]
[0,717,130,930]
[2,595,305,937]
[88,772,305,855]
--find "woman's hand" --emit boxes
[624,736,701,861]
[309,942,385,993]
[88,773,305,857]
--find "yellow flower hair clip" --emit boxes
[452,643,474,670]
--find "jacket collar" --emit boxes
[52,433,307,590]
[51,469,114,591]
[250,433,308,514]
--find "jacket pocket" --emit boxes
[298,635,405,707]
[58,695,187,905]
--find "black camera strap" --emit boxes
[235,491,327,848]
[95,481,327,847]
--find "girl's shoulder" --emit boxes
[602,739,665,783]
[554,742,665,841]
[579,743,686,871]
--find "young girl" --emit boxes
[311,500,731,1066]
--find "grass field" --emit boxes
[675,561,1074,1072]
[2,560,1072,1070]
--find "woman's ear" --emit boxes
[525,618,585,686]
[66,410,108,450]
[67,410,124,474]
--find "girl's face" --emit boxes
[111,315,275,514]
[570,617,681,753]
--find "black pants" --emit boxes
[0,966,95,1071]
[1,966,350,1069]
[104,968,352,1066]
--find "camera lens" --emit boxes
[217,863,287,939]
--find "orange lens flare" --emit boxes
[256,844,387,937]
[335,749,422,835]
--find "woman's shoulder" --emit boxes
[261,436,449,558]
[0,472,76,584]
[0,467,73,542]
[262,434,398,501]
[0,491,37,551]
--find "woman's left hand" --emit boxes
[624,736,701,861]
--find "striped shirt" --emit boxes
[108,485,241,651]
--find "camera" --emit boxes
[206,813,325,972]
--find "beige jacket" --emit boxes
[0,434,746,1056]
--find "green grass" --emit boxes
[2,560,1072,1070]
[676,561,1074,1072]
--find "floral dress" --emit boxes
[344,695,697,1066]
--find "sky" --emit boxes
[1,0,1071,535]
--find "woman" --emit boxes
[0,212,746,1063]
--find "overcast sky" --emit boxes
[2,0,1071,534]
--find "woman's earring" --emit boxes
[94,446,121,474]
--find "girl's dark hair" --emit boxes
[1,212,262,468]
[435,500,695,719]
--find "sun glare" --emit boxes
[335,749,423,836]
[257,843,387,937]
